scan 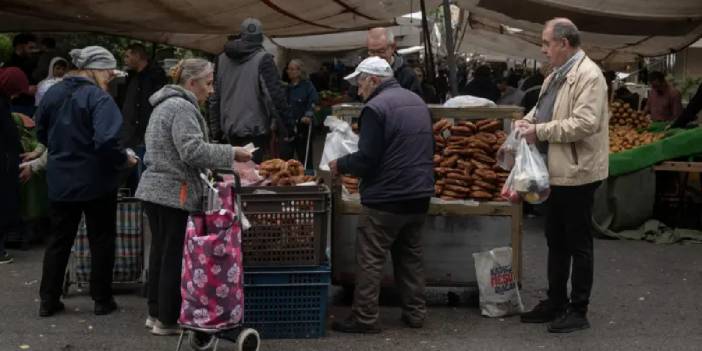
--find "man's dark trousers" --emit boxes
[40,191,117,304]
[545,181,601,312]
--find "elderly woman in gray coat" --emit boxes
[136,58,251,336]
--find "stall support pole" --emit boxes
[420,0,436,82]
[442,0,458,97]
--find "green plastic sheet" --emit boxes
[608,125,702,177]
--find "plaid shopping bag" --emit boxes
[72,199,144,283]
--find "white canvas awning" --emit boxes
[455,0,702,64]
[0,0,437,53]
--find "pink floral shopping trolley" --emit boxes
[176,174,260,351]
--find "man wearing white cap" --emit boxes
[329,56,434,333]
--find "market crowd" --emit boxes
[1,15,701,339]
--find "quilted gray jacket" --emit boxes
[136,85,233,212]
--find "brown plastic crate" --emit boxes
[240,185,330,267]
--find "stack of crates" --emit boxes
[239,185,331,339]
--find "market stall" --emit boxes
[594,101,702,240]
[329,103,525,288]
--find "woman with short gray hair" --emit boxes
[136,58,252,336]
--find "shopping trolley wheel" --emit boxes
[237,328,260,351]
[188,331,217,351]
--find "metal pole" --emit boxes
[420,0,435,82]
[442,0,458,97]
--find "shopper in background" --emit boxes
[497,77,525,106]
[670,82,702,128]
[36,46,138,318]
[283,58,319,169]
[209,17,289,162]
[117,43,167,192]
[32,37,59,83]
[136,58,252,336]
[329,57,434,333]
[516,18,609,333]
[0,67,30,264]
[35,57,69,106]
[460,65,501,103]
[366,27,422,96]
[413,67,440,104]
[6,33,39,116]
[644,71,683,122]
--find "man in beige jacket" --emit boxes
[516,18,609,333]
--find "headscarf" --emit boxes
[0,67,30,98]
[35,57,69,106]
[46,57,69,79]
[69,46,117,70]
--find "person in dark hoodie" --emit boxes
[35,46,138,318]
[117,43,167,192]
[0,67,30,265]
[460,65,501,103]
[209,18,289,162]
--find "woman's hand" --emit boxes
[233,147,253,163]
[19,165,32,183]
[21,150,42,162]
[301,117,312,125]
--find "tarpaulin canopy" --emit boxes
[455,0,702,64]
[0,0,436,53]
[272,25,421,52]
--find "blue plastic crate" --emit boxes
[244,266,330,339]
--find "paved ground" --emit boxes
[1,217,701,351]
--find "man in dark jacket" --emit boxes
[209,18,289,162]
[367,27,423,96]
[6,33,39,115]
[117,43,167,191]
[329,57,434,333]
[460,65,501,103]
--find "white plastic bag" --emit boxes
[443,95,497,108]
[496,128,520,170]
[502,138,550,204]
[319,116,359,171]
[473,247,524,317]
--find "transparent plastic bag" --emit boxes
[501,138,550,204]
[319,116,359,171]
[496,128,520,170]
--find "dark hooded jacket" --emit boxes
[36,76,127,201]
[208,38,289,141]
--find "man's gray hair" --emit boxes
[549,18,581,48]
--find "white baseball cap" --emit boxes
[344,56,394,85]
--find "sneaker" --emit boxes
[39,300,65,317]
[520,300,566,323]
[151,320,181,336]
[94,298,118,316]
[401,314,424,328]
[0,253,13,264]
[548,308,590,333]
[145,316,157,329]
[331,317,381,334]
